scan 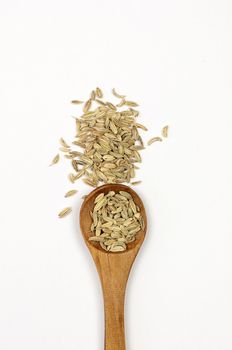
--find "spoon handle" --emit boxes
[103,266,126,350]
[89,247,140,350]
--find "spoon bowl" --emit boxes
[80,184,147,252]
[80,184,147,350]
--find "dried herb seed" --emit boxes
[162,125,169,138]
[147,136,162,145]
[58,207,72,218]
[49,154,60,166]
[64,190,78,198]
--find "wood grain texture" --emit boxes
[80,184,147,350]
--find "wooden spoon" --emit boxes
[80,184,147,350]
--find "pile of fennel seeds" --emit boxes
[89,190,145,252]
[50,87,169,219]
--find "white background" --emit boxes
[0,0,232,349]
